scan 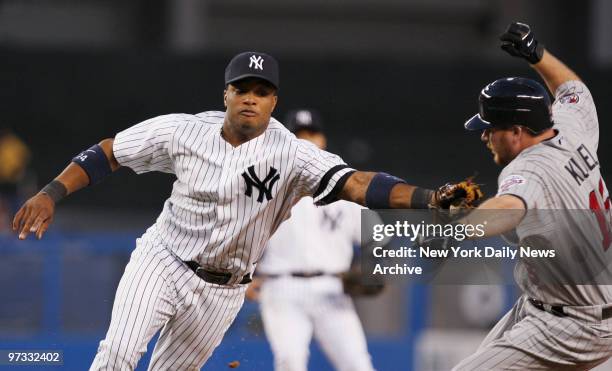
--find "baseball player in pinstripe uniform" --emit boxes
[246,109,375,371]
[12,51,470,370]
[451,22,612,370]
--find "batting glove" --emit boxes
[500,22,544,64]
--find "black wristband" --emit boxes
[411,187,434,209]
[40,180,68,204]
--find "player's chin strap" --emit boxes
[71,144,113,185]
[365,172,433,209]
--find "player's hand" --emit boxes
[432,178,483,210]
[500,22,544,64]
[12,192,56,240]
[245,278,263,301]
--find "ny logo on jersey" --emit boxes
[242,165,280,202]
[322,210,342,231]
[249,55,264,70]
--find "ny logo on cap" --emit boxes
[249,55,264,70]
[296,110,313,125]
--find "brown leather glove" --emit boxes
[342,269,385,297]
[433,178,484,209]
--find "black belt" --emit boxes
[184,261,252,285]
[528,298,567,317]
[263,271,337,279]
[529,298,612,320]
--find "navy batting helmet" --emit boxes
[465,77,553,134]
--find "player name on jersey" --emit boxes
[564,143,600,186]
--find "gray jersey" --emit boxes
[496,81,612,305]
[112,111,354,281]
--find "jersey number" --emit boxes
[589,178,612,250]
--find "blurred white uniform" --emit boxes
[257,197,375,371]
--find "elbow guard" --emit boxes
[365,173,406,209]
[72,144,112,185]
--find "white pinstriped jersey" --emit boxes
[112,111,354,281]
[257,198,363,275]
[496,80,612,305]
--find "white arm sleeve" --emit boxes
[112,114,184,174]
[293,140,355,205]
[496,161,546,210]
[552,80,599,149]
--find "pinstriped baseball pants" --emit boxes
[260,276,375,371]
[90,236,246,371]
[453,295,612,370]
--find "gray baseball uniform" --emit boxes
[455,80,612,370]
[89,111,354,370]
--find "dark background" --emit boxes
[1,0,610,223]
[1,50,611,221]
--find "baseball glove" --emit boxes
[342,267,385,297]
[433,178,483,210]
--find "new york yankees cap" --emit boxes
[285,109,323,133]
[225,51,279,90]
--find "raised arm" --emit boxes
[531,50,580,94]
[12,138,120,240]
[499,22,581,93]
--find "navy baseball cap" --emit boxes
[224,51,279,90]
[285,109,323,133]
[465,77,553,133]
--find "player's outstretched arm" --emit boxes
[500,22,580,93]
[339,171,429,208]
[338,171,481,209]
[12,138,120,240]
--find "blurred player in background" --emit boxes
[0,128,31,234]
[453,22,612,370]
[246,109,376,371]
